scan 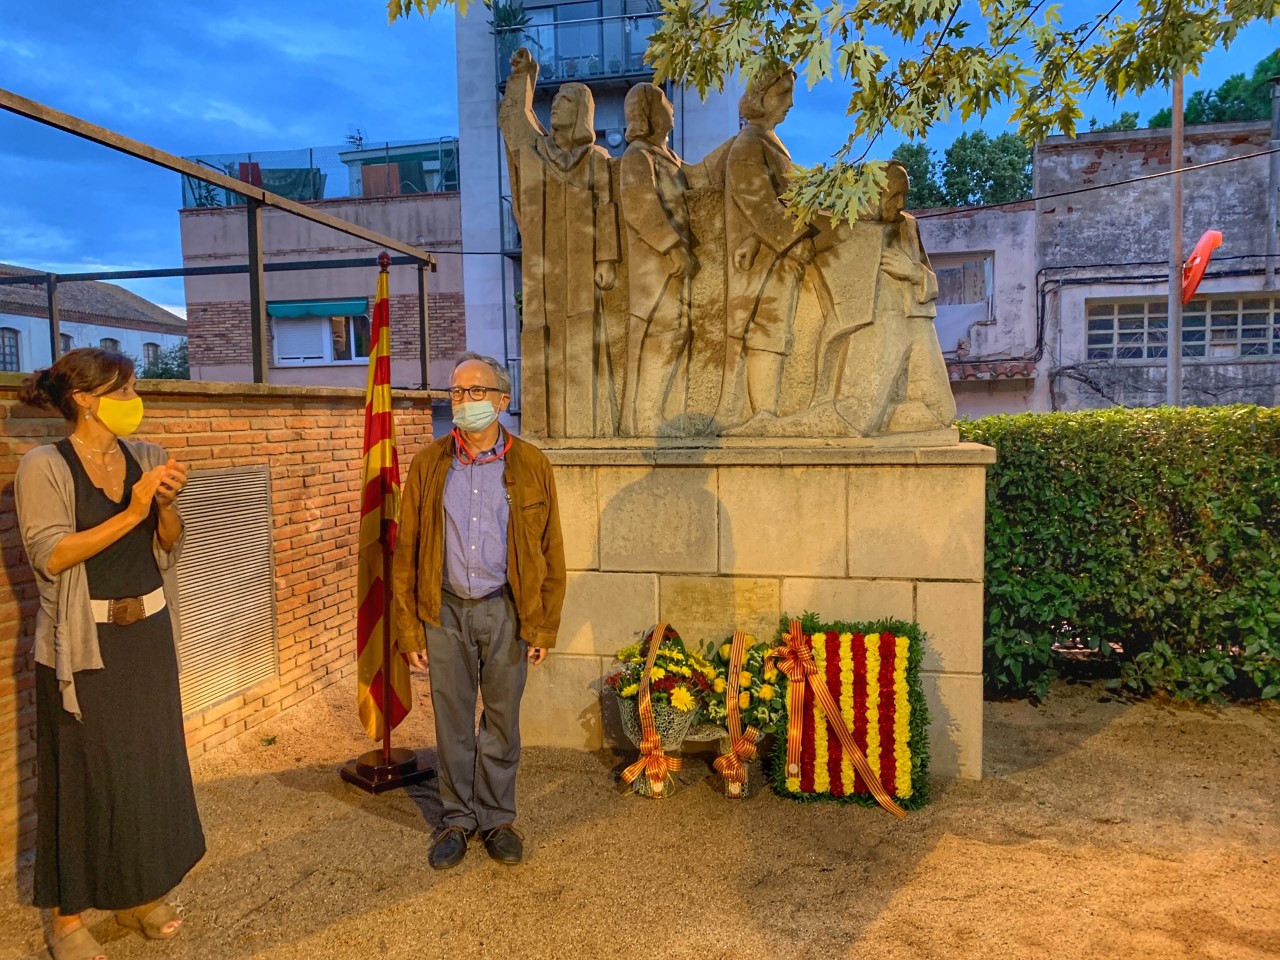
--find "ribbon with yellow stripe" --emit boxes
[620,623,682,797]
[713,629,759,798]
[769,620,906,818]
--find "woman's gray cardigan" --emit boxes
[14,439,185,719]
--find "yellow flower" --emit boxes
[738,691,751,710]
[700,665,717,680]
[650,667,666,680]
[669,686,695,712]
[764,666,778,682]
[620,683,639,698]
[738,671,752,688]
[719,642,732,661]
[758,684,775,701]
[678,665,693,677]
[713,678,727,694]
[668,649,685,661]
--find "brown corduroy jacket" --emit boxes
[391,431,566,651]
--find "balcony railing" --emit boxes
[495,14,658,87]
[180,139,460,209]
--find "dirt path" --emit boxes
[4,679,1278,960]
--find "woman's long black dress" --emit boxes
[34,440,205,913]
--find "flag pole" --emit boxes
[341,252,433,794]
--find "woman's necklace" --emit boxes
[71,433,121,473]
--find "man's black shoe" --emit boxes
[482,825,524,864]
[428,825,473,870]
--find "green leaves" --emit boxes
[961,406,1280,704]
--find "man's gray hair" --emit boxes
[453,352,513,395]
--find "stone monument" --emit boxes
[502,51,992,781]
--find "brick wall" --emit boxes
[187,292,468,368]
[0,376,434,866]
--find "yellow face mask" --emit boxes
[95,395,145,436]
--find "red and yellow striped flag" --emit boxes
[356,267,412,740]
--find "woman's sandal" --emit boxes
[46,925,106,960]
[115,899,183,940]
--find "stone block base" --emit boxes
[521,444,994,781]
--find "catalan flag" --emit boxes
[356,266,412,740]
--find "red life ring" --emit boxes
[1182,229,1222,304]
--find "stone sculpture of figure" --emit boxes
[871,161,956,433]
[717,66,817,431]
[619,83,695,437]
[499,47,621,438]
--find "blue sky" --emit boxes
[0,1,1275,315]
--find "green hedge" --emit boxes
[958,406,1280,703]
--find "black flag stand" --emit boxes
[340,534,434,793]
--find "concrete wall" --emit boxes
[179,194,464,389]
[1035,121,1277,411]
[520,445,994,782]
[917,202,1045,417]
[0,377,434,867]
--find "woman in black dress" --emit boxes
[15,349,205,960]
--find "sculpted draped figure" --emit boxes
[495,48,957,444]
[500,47,621,439]
[716,67,816,432]
[619,83,695,437]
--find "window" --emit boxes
[100,337,121,352]
[0,328,19,372]
[932,254,993,353]
[143,342,161,366]
[1086,295,1280,361]
[268,298,372,365]
[59,333,72,355]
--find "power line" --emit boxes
[914,145,1280,219]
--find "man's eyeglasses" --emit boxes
[448,385,506,402]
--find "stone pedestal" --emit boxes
[521,442,995,781]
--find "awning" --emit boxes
[267,298,368,319]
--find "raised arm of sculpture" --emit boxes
[499,48,547,153]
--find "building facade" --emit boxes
[918,114,1280,416]
[178,140,466,391]
[0,264,187,374]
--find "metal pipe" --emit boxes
[45,276,60,362]
[0,87,433,264]
[1266,73,1279,289]
[1167,72,1184,408]
[246,198,268,383]
[418,263,431,390]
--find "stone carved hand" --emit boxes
[733,236,760,272]
[880,247,921,284]
[666,245,694,278]
[510,47,537,77]
[595,261,617,291]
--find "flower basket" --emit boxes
[606,623,713,797]
[615,693,699,752]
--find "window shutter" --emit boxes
[273,317,326,362]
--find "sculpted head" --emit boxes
[624,83,676,146]
[880,161,910,221]
[739,66,796,128]
[550,83,597,149]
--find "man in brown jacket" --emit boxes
[392,352,566,868]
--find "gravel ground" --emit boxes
[3,677,1278,960]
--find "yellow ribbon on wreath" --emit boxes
[713,629,759,798]
[620,622,683,797]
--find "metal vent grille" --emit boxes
[175,467,277,716]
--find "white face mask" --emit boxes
[453,399,499,432]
